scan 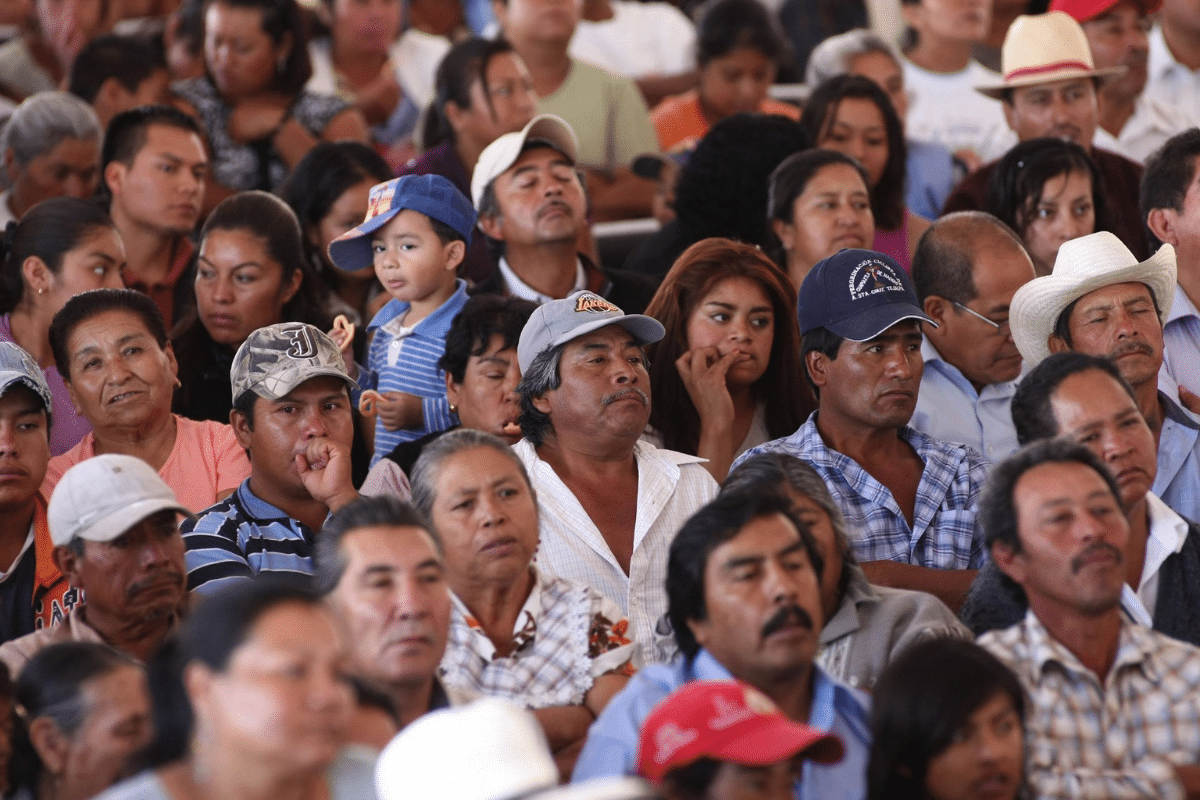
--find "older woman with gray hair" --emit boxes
[806,29,958,221]
[410,428,635,778]
[0,92,102,226]
[724,452,970,691]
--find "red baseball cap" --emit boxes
[1049,0,1162,21]
[635,681,844,785]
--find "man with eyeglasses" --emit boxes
[911,211,1037,461]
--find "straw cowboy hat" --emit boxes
[1010,231,1176,367]
[977,11,1126,100]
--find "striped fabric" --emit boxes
[981,612,1200,800]
[181,479,317,594]
[359,280,469,466]
[733,412,989,570]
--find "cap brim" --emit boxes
[547,315,666,352]
[328,206,405,272]
[823,305,936,342]
[63,497,194,547]
[250,367,360,402]
[713,721,844,768]
[976,65,1127,99]
[0,372,50,410]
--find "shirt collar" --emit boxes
[449,565,541,661]
[1166,283,1200,327]
[497,256,586,305]
[367,280,469,333]
[1148,23,1192,80]
[1146,490,1189,557]
[1022,609,1159,685]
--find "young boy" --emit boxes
[328,174,476,465]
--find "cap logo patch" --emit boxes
[849,259,904,301]
[652,722,698,765]
[366,182,397,219]
[285,326,317,359]
[708,695,755,730]
[575,294,619,314]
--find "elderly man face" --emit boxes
[1080,1,1151,101]
[479,144,586,251]
[326,523,451,687]
[54,509,187,625]
[1004,78,1099,147]
[531,324,652,442]
[1048,281,1163,389]
[993,459,1128,618]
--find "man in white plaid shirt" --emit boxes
[979,437,1200,800]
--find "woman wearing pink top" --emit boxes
[42,288,251,512]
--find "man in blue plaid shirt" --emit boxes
[734,249,988,612]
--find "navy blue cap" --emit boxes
[797,249,936,340]
[327,174,477,272]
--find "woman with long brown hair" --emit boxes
[643,237,814,481]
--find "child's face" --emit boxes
[371,209,460,304]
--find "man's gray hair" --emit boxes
[515,342,565,446]
[1,91,101,177]
[410,428,534,526]
[806,28,902,88]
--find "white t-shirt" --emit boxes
[1145,23,1200,132]
[902,58,1016,165]
[569,1,696,79]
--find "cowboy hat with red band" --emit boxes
[976,11,1127,100]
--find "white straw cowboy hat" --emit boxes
[1010,231,1176,367]
[976,11,1126,100]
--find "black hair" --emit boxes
[911,211,1025,305]
[1140,128,1200,252]
[50,288,168,381]
[278,140,392,276]
[867,638,1025,800]
[1010,352,1134,446]
[984,137,1108,243]
[694,0,788,68]
[799,74,906,230]
[978,438,1122,555]
[672,113,810,249]
[314,495,435,596]
[515,342,565,447]
[667,488,823,661]
[101,105,204,171]
[203,0,313,94]
[68,34,166,104]
[662,758,723,800]
[422,37,517,151]
[767,148,870,267]
[438,294,536,383]
[799,326,843,398]
[10,643,139,792]
[0,197,118,315]
[232,388,258,431]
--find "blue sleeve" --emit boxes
[571,670,673,783]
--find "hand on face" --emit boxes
[675,346,740,425]
[295,436,355,509]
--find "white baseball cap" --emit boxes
[48,454,192,547]
[470,114,579,208]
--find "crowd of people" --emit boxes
[0,0,1200,798]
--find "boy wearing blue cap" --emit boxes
[731,249,989,613]
[328,174,477,464]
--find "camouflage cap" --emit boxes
[230,323,357,402]
[0,341,52,413]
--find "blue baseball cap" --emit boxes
[797,249,935,341]
[327,174,477,272]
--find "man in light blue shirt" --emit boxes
[911,212,1036,461]
[572,489,871,800]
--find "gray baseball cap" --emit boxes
[0,341,51,413]
[230,323,357,402]
[48,454,192,547]
[517,291,665,373]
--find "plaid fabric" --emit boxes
[734,413,988,569]
[439,569,635,708]
[980,612,1200,800]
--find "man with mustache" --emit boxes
[315,495,464,745]
[0,453,190,674]
[573,488,870,800]
[962,352,1200,647]
[513,291,718,666]
[735,249,989,613]
[471,115,655,313]
[910,211,1037,461]
[182,323,362,593]
[1009,230,1200,521]
[977,437,1200,800]
[1052,0,1182,164]
[942,11,1149,260]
